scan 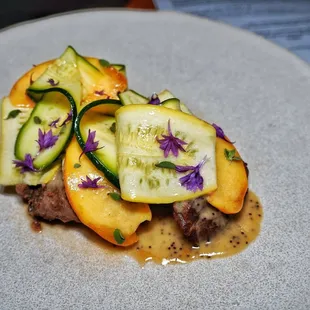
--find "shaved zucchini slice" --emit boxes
[0,97,60,185]
[75,99,122,188]
[158,89,192,115]
[27,46,82,107]
[118,89,148,105]
[115,105,217,203]
[14,92,73,170]
[161,98,181,111]
[15,46,81,170]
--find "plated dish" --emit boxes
[1,10,309,310]
[0,46,262,264]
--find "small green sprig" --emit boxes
[109,192,122,201]
[4,109,21,120]
[110,122,116,134]
[113,229,125,244]
[224,149,242,162]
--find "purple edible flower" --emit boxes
[78,176,104,189]
[94,90,104,96]
[176,156,208,192]
[49,118,60,128]
[36,129,59,151]
[47,78,59,86]
[60,110,73,127]
[79,129,104,160]
[156,119,187,157]
[148,93,160,105]
[212,123,233,143]
[13,153,37,174]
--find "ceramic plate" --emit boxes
[0,10,309,310]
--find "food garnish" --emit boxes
[99,59,110,67]
[13,153,37,173]
[113,229,125,244]
[78,175,104,189]
[33,116,42,124]
[94,90,105,96]
[79,129,103,160]
[47,78,59,86]
[224,148,242,162]
[109,122,116,133]
[156,119,187,158]
[49,117,60,128]
[4,109,21,120]
[212,123,235,144]
[109,192,122,201]
[61,110,73,126]
[156,156,208,192]
[36,129,59,151]
[176,156,208,192]
[148,93,160,105]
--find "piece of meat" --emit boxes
[173,197,228,244]
[15,170,80,223]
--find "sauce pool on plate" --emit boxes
[127,191,262,265]
[28,191,262,266]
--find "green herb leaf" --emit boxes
[74,163,81,169]
[4,109,21,120]
[34,116,42,124]
[99,59,110,67]
[113,228,125,244]
[110,122,116,134]
[155,161,176,170]
[224,149,242,162]
[109,192,122,201]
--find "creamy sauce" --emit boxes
[92,191,263,265]
[127,191,262,265]
[26,191,262,265]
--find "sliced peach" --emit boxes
[9,57,127,109]
[206,138,248,214]
[81,57,127,105]
[63,138,151,246]
[9,60,53,108]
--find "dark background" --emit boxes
[0,0,129,29]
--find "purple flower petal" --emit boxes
[94,90,104,96]
[156,119,187,158]
[212,123,233,143]
[47,78,59,86]
[148,93,161,105]
[36,129,59,152]
[175,165,196,173]
[49,118,60,128]
[179,169,204,192]
[60,110,73,127]
[13,153,38,174]
[176,155,208,192]
[78,176,104,189]
[79,129,104,160]
[212,123,225,139]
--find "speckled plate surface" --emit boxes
[0,9,310,310]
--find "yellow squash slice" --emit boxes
[63,138,152,246]
[206,138,248,214]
